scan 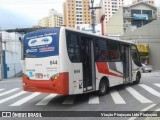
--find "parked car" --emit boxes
[141,64,153,72]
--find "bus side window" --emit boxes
[66,32,81,62]
[95,38,111,61]
[108,41,121,61]
[131,45,140,62]
[95,39,100,61]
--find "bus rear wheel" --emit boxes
[98,79,108,96]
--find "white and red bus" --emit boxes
[22,27,142,96]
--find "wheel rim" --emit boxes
[100,82,106,93]
[136,76,140,82]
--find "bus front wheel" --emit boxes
[133,74,141,84]
[98,79,108,96]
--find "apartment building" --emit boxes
[99,0,124,35]
[38,9,63,27]
[63,0,91,28]
[99,0,124,22]
[48,9,63,27]
[38,17,49,27]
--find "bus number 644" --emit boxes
[50,60,57,65]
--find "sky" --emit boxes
[0,0,160,29]
[0,0,67,29]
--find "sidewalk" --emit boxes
[0,77,21,81]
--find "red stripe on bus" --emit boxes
[23,72,69,95]
[96,62,123,78]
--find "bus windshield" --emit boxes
[24,28,60,58]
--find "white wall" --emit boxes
[4,51,22,78]
[2,31,23,78]
[105,7,124,36]
[122,19,160,70]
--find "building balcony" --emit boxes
[123,14,157,20]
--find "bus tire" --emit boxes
[133,73,141,84]
[98,79,108,96]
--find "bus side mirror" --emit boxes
[133,60,142,67]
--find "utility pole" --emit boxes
[89,0,101,33]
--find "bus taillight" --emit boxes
[49,74,59,81]
[23,73,29,80]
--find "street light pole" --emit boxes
[89,0,101,33]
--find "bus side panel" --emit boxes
[95,62,123,90]
[71,63,83,94]
[59,28,72,95]
[59,28,84,95]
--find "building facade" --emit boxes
[99,0,124,22]
[105,2,157,36]
[0,31,23,79]
[122,19,160,70]
[132,0,155,6]
[48,9,63,27]
[38,17,49,27]
[38,9,63,27]
[63,0,91,28]
[136,44,149,64]
[99,0,124,35]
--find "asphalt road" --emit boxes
[0,71,160,120]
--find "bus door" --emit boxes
[81,37,95,92]
[123,45,132,82]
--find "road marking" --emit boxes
[10,92,40,106]
[142,104,156,111]
[139,84,160,97]
[128,104,156,120]
[125,86,152,103]
[110,90,126,104]
[0,89,4,92]
[154,83,160,88]
[0,88,20,97]
[62,96,75,104]
[36,94,57,105]
[0,91,26,104]
[88,94,99,104]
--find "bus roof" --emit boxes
[62,27,135,45]
[24,27,135,45]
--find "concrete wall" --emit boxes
[3,51,21,78]
[105,7,124,36]
[2,31,23,78]
[122,19,160,70]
